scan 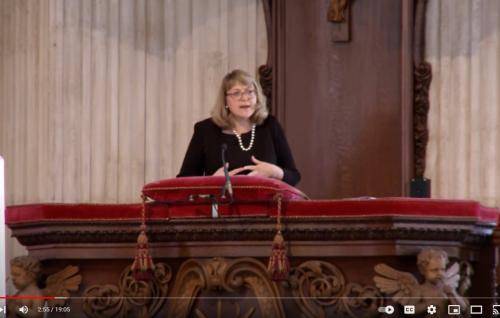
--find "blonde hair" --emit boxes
[211,69,268,129]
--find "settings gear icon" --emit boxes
[427,305,437,315]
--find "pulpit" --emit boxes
[6,177,500,317]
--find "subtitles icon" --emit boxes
[448,304,460,315]
[404,305,415,314]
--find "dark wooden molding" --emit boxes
[261,0,273,68]
[401,0,415,196]
[413,0,431,179]
[413,0,427,65]
[259,0,274,111]
[258,0,287,123]
[258,64,273,111]
[413,61,432,178]
[275,0,288,124]
[10,216,494,247]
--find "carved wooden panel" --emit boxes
[82,263,172,318]
[271,0,414,198]
[167,258,285,318]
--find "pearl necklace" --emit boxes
[232,124,256,151]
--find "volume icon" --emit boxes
[18,305,29,314]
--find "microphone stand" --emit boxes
[217,144,234,218]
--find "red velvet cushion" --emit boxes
[5,198,499,224]
[142,176,308,202]
[6,203,143,224]
[283,197,500,221]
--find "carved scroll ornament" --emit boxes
[167,257,285,318]
[287,260,382,318]
[258,64,273,110]
[82,263,171,318]
[414,61,432,177]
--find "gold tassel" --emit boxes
[267,194,290,281]
[131,195,155,281]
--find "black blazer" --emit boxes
[177,115,301,186]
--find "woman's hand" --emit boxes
[212,164,248,176]
[245,156,284,180]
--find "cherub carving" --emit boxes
[7,256,82,318]
[374,248,469,317]
[8,256,44,318]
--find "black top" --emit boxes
[177,115,301,186]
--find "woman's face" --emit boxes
[225,83,257,121]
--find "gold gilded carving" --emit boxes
[7,256,81,318]
[327,0,349,22]
[167,257,284,318]
[287,260,381,318]
[374,248,469,317]
[82,263,171,318]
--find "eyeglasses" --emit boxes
[226,89,256,100]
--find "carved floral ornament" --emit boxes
[166,258,382,318]
[83,263,172,318]
[7,254,475,318]
[286,260,383,318]
[78,252,474,318]
[167,257,285,318]
[79,257,383,318]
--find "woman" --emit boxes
[177,69,300,186]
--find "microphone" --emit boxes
[221,143,233,200]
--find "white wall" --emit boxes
[0,0,267,285]
[0,0,267,205]
[425,0,500,207]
